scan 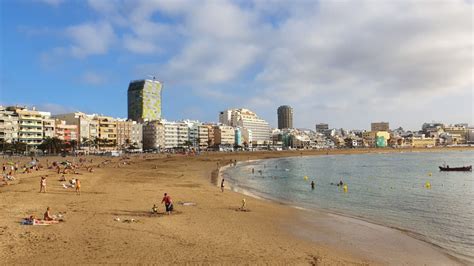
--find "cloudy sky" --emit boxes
[1,0,472,130]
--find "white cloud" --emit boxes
[66,21,116,58]
[81,71,107,86]
[37,0,473,129]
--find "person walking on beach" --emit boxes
[39,177,46,193]
[75,179,81,195]
[311,180,315,190]
[221,178,225,192]
[161,193,173,215]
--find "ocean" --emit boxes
[222,150,474,262]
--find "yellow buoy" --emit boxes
[304,176,308,181]
[428,173,432,176]
[343,185,348,192]
[425,181,431,189]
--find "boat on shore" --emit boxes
[439,165,472,172]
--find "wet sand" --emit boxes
[0,147,469,264]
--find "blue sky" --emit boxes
[1,0,472,130]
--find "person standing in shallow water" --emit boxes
[221,178,225,192]
[311,181,315,190]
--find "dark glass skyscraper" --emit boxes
[277,105,293,129]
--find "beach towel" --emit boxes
[21,219,59,225]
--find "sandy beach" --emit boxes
[0,147,470,265]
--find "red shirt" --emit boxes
[162,195,172,204]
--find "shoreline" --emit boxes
[220,148,471,265]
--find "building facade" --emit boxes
[315,123,329,134]
[219,108,270,143]
[277,105,293,129]
[116,120,143,149]
[55,120,78,142]
[97,116,117,149]
[11,107,45,148]
[214,125,235,146]
[128,79,162,123]
[197,125,209,150]
[371,122,390,132]
[0,106,19,143]
[53,112,99,147]
[143,120,164,150]
[42,118,56,139]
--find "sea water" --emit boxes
[222,151,474,262]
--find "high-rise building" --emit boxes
[219,108,270,143]
[277,105,293,129]
[128,79,162,123]
[315,123,329,133]
[371,122,389,132]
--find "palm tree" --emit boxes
[69,140,78,151]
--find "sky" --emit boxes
[0,0,472,131]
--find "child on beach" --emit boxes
[39,177,46,193]
[75,179,81,195]
[152,204,158,214]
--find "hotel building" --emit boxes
[219,108,270,144]
[128,79,162,123]
[277,105,293,129]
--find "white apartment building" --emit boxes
[182,120,201,148]
[143,120,164,150]
[42,118,56,139]
[219,108,270,143]
[143,120,189,150]
[0,106,19,143]
[13,107,46,148]
[214,125,235,146]
[197,125,209,149]
[163,121,189,148]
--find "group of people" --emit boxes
[39,176,81,195]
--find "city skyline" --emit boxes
[1,0,472,130]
